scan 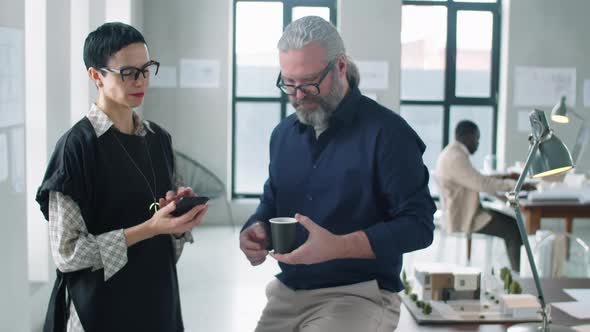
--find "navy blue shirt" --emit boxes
[243,85,436,292]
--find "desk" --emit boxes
[519,200,590,235]
[481,195,590,235]
[396,278,590,331]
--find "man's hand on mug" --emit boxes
[240,222,269,266]
[271,214,345,265]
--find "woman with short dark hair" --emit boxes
[36,22,207,332]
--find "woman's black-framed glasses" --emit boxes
[276,60,335,96]
[101,60,160,82]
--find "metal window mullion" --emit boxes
[451,97,495,105]
[448,2,497,11]
[443,5,457,147]
[403,0,449,6]
[231,0,239,198]
[236,96,282,102]
[443,104,451,148]
[401,100,445,106]
[491,3,501,155]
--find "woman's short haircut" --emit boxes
[83,22,146,71]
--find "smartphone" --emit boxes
[171,196,209,217]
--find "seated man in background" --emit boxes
[435,120,530,272]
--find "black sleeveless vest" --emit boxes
[37,117,183,332]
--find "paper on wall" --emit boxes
[514,66,576,107]
[0,27,25,128]
[357,61,389,90]
[180,59,220,88]
[9,127,24,192]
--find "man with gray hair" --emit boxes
[239,16,435,332]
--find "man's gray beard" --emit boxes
[292,74,345,128]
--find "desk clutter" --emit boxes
[401,263,542,324]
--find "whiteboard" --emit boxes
[513,66,576,107]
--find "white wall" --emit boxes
[27,2,77,330]
[340,0,401,110]
[498,0,590,173]
[141,0,403,225]
[24,0,145,330]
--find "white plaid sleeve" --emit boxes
[48,191,128,281]
[171,232,194,263]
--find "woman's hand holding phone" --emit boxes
[148,198,209,238]
[158,186,194,208]
[152,186,209,237]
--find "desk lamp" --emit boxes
[551,96,583,124]
[550,96,588,165]
[506,109,574,332]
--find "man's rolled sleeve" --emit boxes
[364,199,434,265]
[367,127,436,265]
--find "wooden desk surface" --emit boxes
[396,278,590,331]
[481,193,590,235]
[520,200,590,207]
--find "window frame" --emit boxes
[231,0,337,198]
[401,0,501,166]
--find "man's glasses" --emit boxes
[276,60,335,96]
[101,60,160,82]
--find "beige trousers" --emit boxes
[254,279,401,332]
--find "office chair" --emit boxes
[174,150,235,228]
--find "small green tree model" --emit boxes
[410,293,418,302]
[422,303,432,315]
[509,281,522,294]
[402,270,412,295]
[503,273,513,291]
[404,284,412,295]
[500,267,511,281]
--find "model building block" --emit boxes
[414,263,481,301]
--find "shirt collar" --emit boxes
[295,84,362,133]
[87,103,153,137]
[455,141,470,155]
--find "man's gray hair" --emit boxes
[277,16,360,86]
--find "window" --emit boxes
[232,0,336,198]
[400,0,500,196]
